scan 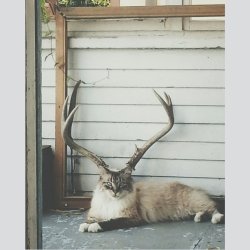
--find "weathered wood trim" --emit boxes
[58,5,225,19]
[54,11,68,208]
[53,5,93,210]
[25,0,42,248]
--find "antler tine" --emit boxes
[154,90,174,126]
[61,82,108,169]
[126,89,174,171]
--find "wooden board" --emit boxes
[43,122,225,143]
[43,87,224,105]
[66,157,224,178]
[66,174,225,196]
[42,69,224,88]
[58,5,225,19]
[42,31,225,49]
[42,104,225,124]
[64,140,224,161]
[42,49,224,70]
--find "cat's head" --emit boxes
[98,166,133,199]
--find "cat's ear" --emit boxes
[120,166,132,177]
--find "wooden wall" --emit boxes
[42,17,225,196]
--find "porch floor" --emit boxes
[42,210,225,249]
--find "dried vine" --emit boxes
[42,2,111,195]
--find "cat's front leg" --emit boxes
[79,222,90,232]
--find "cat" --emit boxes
[79,166,224,233]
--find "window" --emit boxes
[183,0,225,30]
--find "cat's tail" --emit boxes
[80,218,146,232]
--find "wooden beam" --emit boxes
[58,4,225,19]
[54,11,68,208]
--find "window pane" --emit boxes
[191,0,225,21]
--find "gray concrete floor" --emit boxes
[42,210,225,250]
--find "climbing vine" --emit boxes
[58,0,110,7]
[41,0,110,23]
[41,0,110,91]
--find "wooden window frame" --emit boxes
[183,0,225,30]
[47,1,225,209]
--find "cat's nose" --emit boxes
[112,190,118,197]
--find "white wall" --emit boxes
[42,17,225,196]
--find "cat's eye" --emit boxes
[104,182,112,189]
[119,183,128,189]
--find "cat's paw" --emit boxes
[211,213,224,224]
[79,223,90,232]
[194,215,201,223]
[194,212,204,223]
[87,222,103,233]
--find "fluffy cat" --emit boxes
[79,166,224,233]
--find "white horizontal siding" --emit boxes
[43,104,224,124]
[43,87,225,105]
[66,175,224,196]
[43,122,224,142]
[42,49,224,70]
[42,31,225,49]
[66,157,224,178]
[42,18,225,196]
[68,34,223,49]
[42,69,224,88]
[70,18,182,31]
[65,140,224,161]
[42,18,183,35]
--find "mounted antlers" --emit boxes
[126,90,174,170]
[61,82,174,172]
[61,81,108,169]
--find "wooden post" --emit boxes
[54,10,68,209]
[26,0,42,248]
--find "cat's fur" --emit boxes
[79,166,224,233]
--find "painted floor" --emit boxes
[42,210,225,250]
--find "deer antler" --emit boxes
[62,84,174,173]
[126,90,174,171]
[61,81,108,169]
